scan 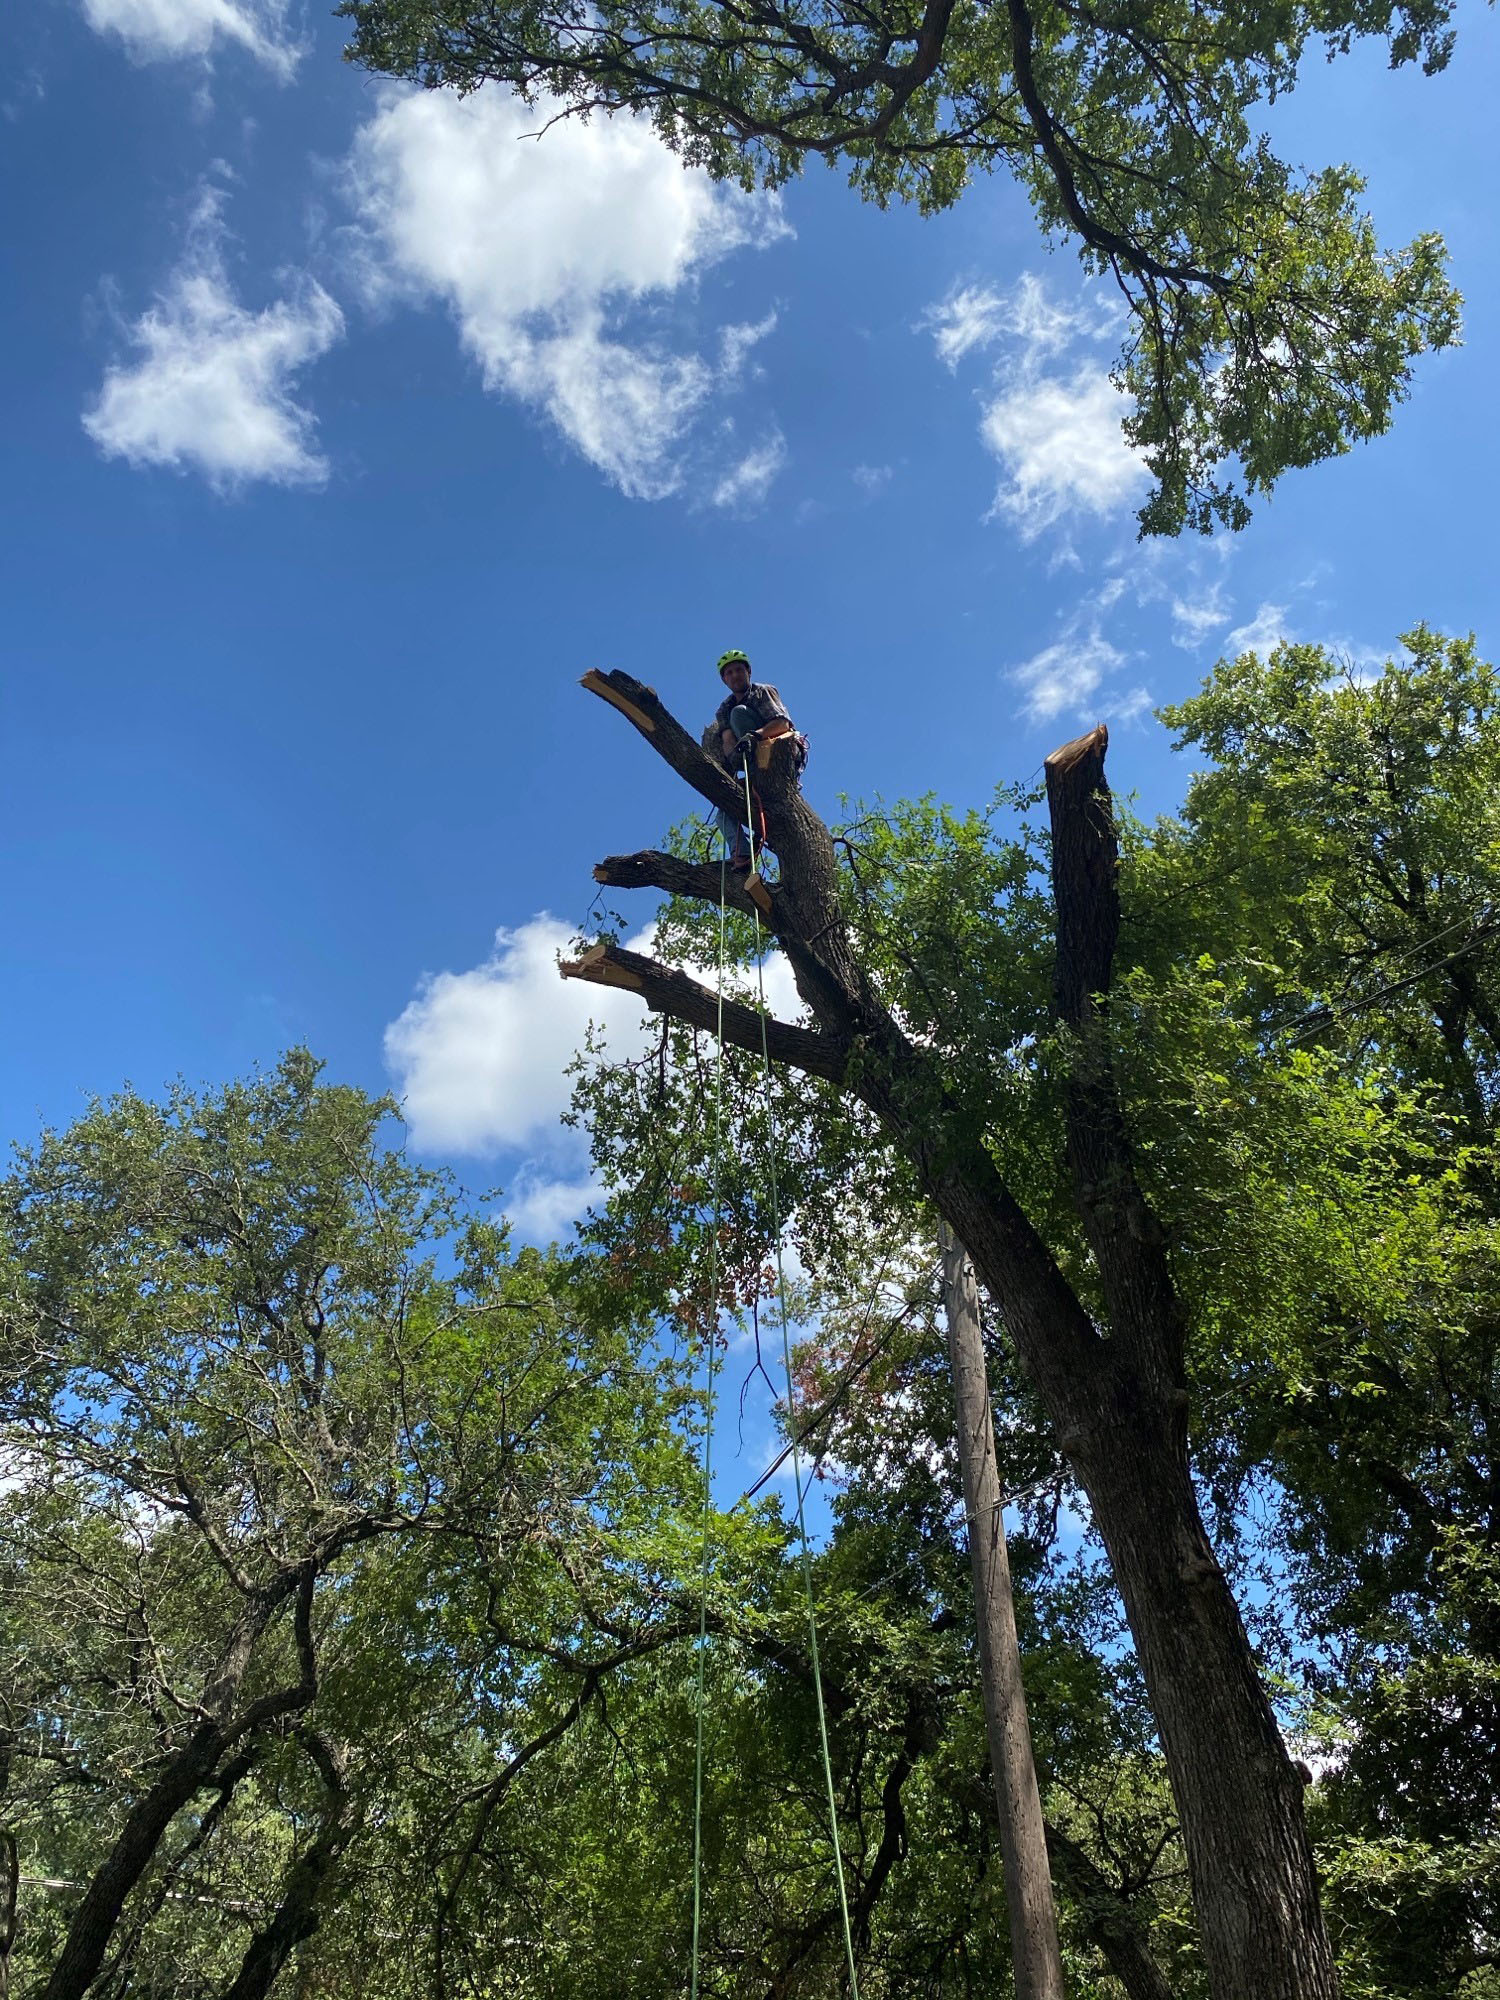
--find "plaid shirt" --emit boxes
[714,681,791,737]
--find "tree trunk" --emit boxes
[217,1735,357,2000]
[1078,1411,1330,1995]
[1045,1822,1177,2000]
[43,1571,317,2000]
[41,1722,231,2000]
[564,672,1341,2000]
[1042,728,1337,2000]
[938,1224,1066,2000]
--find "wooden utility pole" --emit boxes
[939,1222,1067,2000]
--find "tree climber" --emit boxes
[707,649,800,870]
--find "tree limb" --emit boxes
[559,943,848,1084]
[1045,725,1187,1398]
[593,849,770,925]
[581,669,746,821]
[1045,1819,1177,2000]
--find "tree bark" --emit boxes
[1043,729,1335,2000]
[1045,1822,1177,2000]
[216,1735,357,2000]
[42,1568,319,2000]
[563,671,1340,2000]
[938,1225,1066,2000]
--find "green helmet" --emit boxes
[717,649,751,679]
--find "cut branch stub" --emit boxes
[591,850,767,925]
[580,668,745,821]
[559,942,848,1084]
[1044,723,1118,1028]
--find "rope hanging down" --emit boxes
[747,764,863,1993]
[688,849,729,2000]
[688,770,862,1998]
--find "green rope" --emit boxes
[689,845,729,2000]
[740,762,863,2000]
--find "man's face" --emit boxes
[723,660,751,697]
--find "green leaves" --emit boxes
[0,1056,713,1999]
[342,0,1463,533]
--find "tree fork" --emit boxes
[563,669,1340,2000]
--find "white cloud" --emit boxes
[386,910,806,1161]
[852,463,892,495]
[982,363,1146,540]
[925,272,1145,540]
[1010,627,1130,726]
[79,0,303,76]
[1006,570,1159,728]
[1224,601,1294,656]
[720,312,779,378]
[1110,686,1155,725]
[924,283,1012,369]
[343,87,787,500]
[923,272,1114,372]
[83,188,343,488]
[503,1167,603,1245]
[1170,578,1232,649]
[711,430,787,510]
[384,916,644,1157]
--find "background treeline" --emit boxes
[4,630,1499,1999]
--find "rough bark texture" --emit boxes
[1043,730,1335,2000]
[562,671,1339,2000]
[938,1225,1066,2000]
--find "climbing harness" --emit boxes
[686,774,862,1999]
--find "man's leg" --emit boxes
[715,704,759,866]
[717,806,750,867]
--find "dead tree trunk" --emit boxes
[938,1224,1066,2000]
[560,671,1339,2000]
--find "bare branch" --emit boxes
[593,849,769,924]
[559,943,847,1084]
[581,669,745,820]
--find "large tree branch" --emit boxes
[560,943,848,1084]
[581,669,747,821]
[593,849,769,926]
[1045,1820,1177,2000]
[216,1733,358,2000]
[569,684,1102,1401]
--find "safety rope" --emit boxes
[739,759,863,1999]
[688,847,729,2000]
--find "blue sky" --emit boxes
[5,0,1499,1298]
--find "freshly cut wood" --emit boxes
[580,669,657,733]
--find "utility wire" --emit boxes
[1287,916,1500,1047]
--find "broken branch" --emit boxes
[593,850,772,926]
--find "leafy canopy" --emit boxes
[340,0,1462,533]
